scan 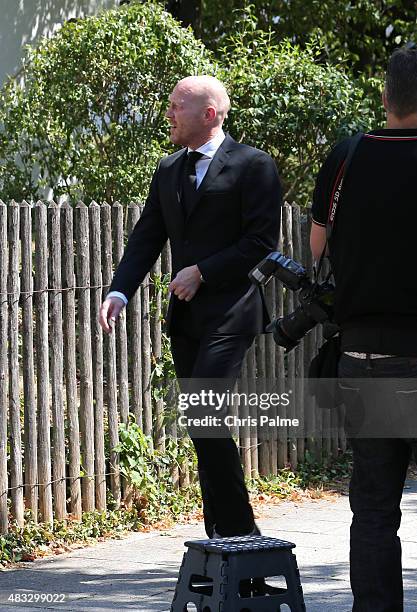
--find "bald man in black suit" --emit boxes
[100,75,281,538]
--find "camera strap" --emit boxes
[315,132,364,281]
[326,131,363,241]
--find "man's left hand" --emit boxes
[169,265,202,301]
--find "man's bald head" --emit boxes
[176,75,231,124]
[166,75,230,149]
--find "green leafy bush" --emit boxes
[0,1,215,202]
[115,421,199,522]
[0,507,143,564]
[201,0,417,78]
[0,2,384,205]
[222,9,383,203]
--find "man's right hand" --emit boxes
[99,296,125,334]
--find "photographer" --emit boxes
[310,45,417,611]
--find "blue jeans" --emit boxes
[338,353,417,612]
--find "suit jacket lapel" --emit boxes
[167,148,187,233]
[185,136,233,220]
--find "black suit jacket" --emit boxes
[109,134,282,335]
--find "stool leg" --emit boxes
[171,552,187,612]
[171,550,211,611]
[222,550,306,612]
[282,553,306,612]
[171,549,225,612]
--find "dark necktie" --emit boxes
[181,151,204,217]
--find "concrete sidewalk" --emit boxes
[1,480,417,612]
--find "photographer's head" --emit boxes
[384,44,417,127]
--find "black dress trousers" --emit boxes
[170,309,256,538]
[171,155,257,537]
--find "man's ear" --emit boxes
[205,106,216,123]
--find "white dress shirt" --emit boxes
[108,130,226,305]
[189,129,225,188]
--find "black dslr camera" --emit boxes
[249,252,336,352]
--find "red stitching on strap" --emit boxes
[328,161,346,224]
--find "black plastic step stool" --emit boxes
[171,535,306,612]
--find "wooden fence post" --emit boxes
[151,256,165,452]
[265,276,278,475]
[89,202,106,511]
[161,243,180,486]
[302,209,318,460]
[126,203,143,428]
[61,202,82,519]
[48,201,66,521]
[75,202,95,512]
[0,201,8,533]
[247,343,258,477]
[256,333,270,476]
[112,202,129,426]
[20,201,38,522]
[140,207,153,439]
[34,201,53,524]
[283,204,297,469]
[101,202,121,506]
[315,311,324,460]
[292,204,305,464]
[276,217,288,469]
[8,201,24,526]
[239,356,251,479]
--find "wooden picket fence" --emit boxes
[0,200,345,534]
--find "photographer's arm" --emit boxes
[310,222,327,262]
[310,138,351,262]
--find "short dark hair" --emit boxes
[385,46,417,118]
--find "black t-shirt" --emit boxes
[312,128,417,356]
